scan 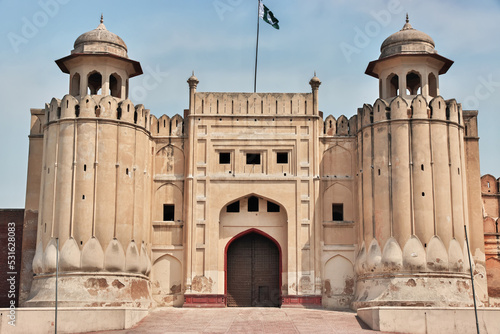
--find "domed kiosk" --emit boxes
[55,15,142,98]
[365,15,453,101]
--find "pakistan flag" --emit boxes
[259,1,279,30]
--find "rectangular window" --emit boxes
[246,153,261,165]
[227,201,240,212]
[219,152,231,164]
[267,201,280,212]
[332,203,344,221]
[248,196,259,212]
[276,152,288,164]
[163,204,175,221]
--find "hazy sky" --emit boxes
[1,0,499,208]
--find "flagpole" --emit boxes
[254,0,260,93]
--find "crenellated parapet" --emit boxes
[44,95,151,131]
[357,95,463,129]
[191,92,315,116]
[150,114,185,137]
[322,114,357,136]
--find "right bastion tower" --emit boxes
[353,16,487,308]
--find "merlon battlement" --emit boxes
[192,92,314,116]
[44,94,151,131]
[357,94,465,129]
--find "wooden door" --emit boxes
[226,232,280,307]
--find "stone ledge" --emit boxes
[357,306,500,334]
[281,295,322,308]
[183,294,226,308]
[0,307,149,334]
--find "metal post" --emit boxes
[464,225,480,334]
[254,0,260,93]
[55,238,59,334]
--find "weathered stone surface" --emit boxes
[381,237,403,271]
[402,236,426,271]
[60,237,81,271]
[426,236,449,271]
[104,239,126,272]
[25,273,151,308]
[81,237,104,271]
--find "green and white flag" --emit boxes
[259,1,279,30]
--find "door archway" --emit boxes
[225,229,281,307]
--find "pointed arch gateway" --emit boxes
[225,228,282,307]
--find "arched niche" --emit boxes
[87,71,102,95]
[324,255,354,297]
[406,71,421,95]
[386,73,399,98]
[109,73,122,98]
[428,72,438,97]
[70,73,81,96]
[323,182,353,222]
[484,217,497,234]
[155,183,183,222]
[155,144,184,176]
[322,144,352,177]
[151,254,183,306]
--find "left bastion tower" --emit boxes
[25,17,153,307]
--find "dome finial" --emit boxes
[401,13,412,30]
[97,13,106,30]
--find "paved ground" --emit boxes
[89,307,396,334]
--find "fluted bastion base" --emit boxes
[352,272,476,310]
[24,272,152,308]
